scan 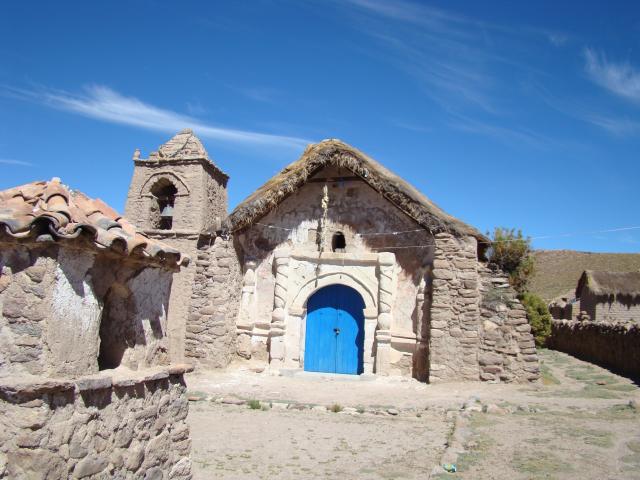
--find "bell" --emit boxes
[160,205,174,219]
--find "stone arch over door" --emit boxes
[292,272,377,313]
[287,273,379,374]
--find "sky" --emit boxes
[1,0,639,253]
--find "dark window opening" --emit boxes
[332,232,346,252]
[150,179,178,230]
[98,284,132,370]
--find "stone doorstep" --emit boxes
[0,363,194,398]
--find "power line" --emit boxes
[250,221,640,246]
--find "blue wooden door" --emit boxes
[304,285,365,374]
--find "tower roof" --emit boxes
[143,129,228,179]
[149,129,210,160]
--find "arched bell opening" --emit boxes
[150,179,178,230]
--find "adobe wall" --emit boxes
[0,366,192,479]
[185,235,242,368]
[234,166,436,379]
[138,234,200,364]
[125,159,226,234]
[124,159,229,364]
[549,319,640,379]
[593,295,640,324]
[0,240,173,377]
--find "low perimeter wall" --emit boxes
[0,365,193,479]
[548,320,640,379]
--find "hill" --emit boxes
[529,250,640,302]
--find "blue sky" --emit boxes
[1,0,639,252]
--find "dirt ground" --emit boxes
[186,350,640,479]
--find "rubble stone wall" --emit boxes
[477,266,540,383]
[429,233,481,382]
[0,368,191,479]
[428,233,540,383]
[185,235,241,368]
[549,319,640,379]
[0,243,59,376]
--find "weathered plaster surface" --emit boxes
[235,166,435,378]
[47,249,102,377]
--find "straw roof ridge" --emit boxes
[0,178,188,269]
[226,139,487,241]
[577,270,640,297]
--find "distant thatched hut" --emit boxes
[576,270,640,324]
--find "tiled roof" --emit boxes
[0,178,188,268]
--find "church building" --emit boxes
[125,130,540,383]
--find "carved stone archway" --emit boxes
[267,249,396,375]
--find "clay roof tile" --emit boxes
[0,178,188,269]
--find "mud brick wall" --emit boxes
[549,319,640,379]
[0,369,192,479]
[185,235,241,368]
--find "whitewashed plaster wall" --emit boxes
[235,166,435,378]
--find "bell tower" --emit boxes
[124,129,229,362]
[124,129,228,235]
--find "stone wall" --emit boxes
[0,243,59,376]
[185,235,242,368]
[549,319,640,379]
[429,233,481,382]
[477,266,540,383]
[428,233,540,383]
[0,366,192,479]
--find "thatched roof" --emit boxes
[226,139,488,242]
[576,270,640,297]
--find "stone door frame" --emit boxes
[269,249,396,375]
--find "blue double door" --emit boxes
[304,284,365,375]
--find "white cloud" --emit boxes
[3,84,311,150]
[0,158,33,166]
[584,114,640,136]
[584,48,640,103]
